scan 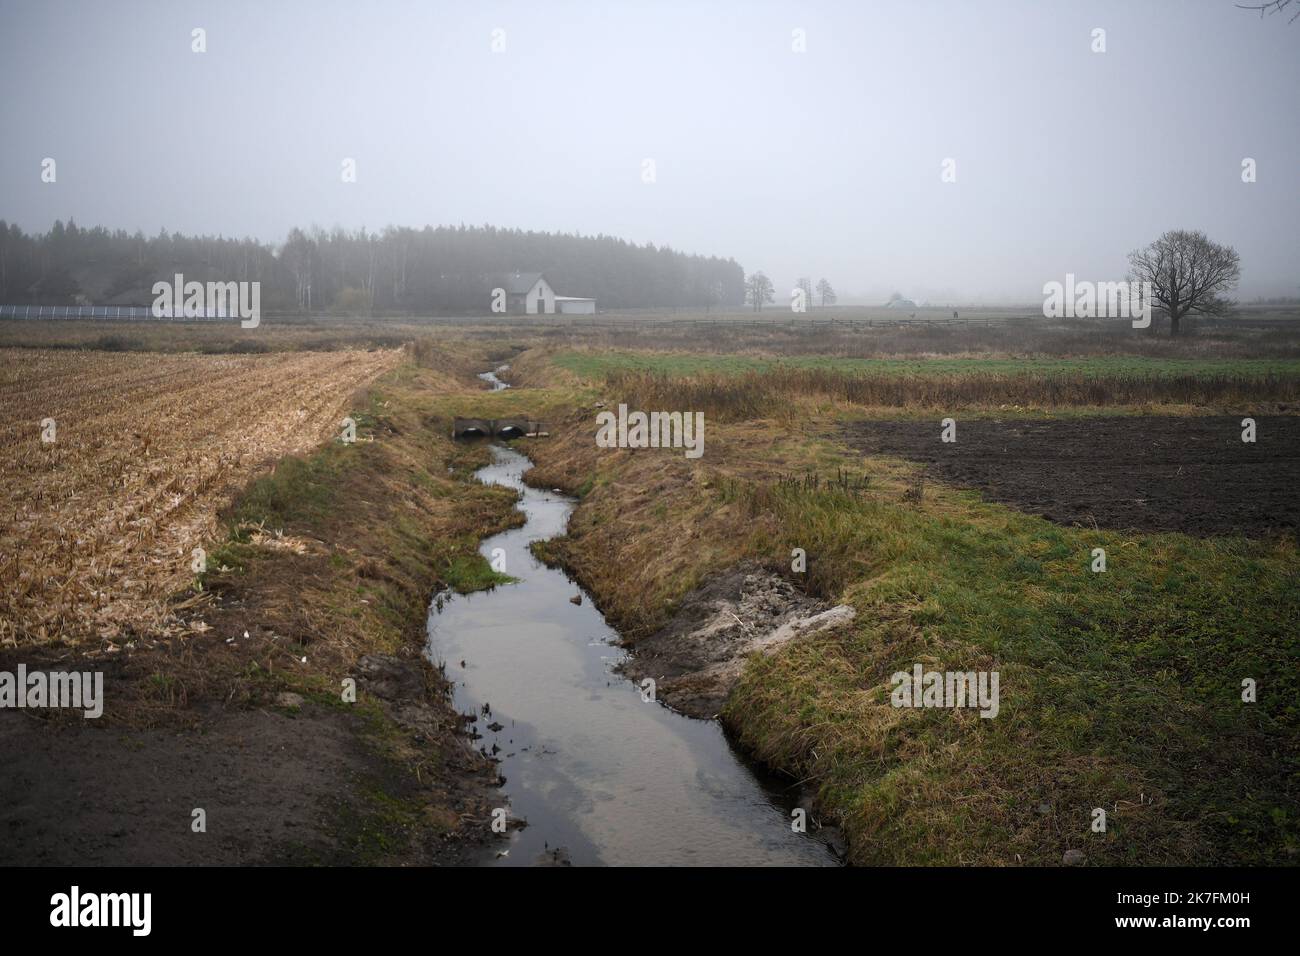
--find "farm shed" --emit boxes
[555,296,596,315]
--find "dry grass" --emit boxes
[7,312,1300,362]
[600,366,1300,418]
[533,313,1300,360]
[0,347,401,648]
[521,347,1298,865]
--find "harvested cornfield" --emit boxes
[0,347,402,648]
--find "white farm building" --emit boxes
[498,272,596,315]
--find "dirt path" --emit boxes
[841,415,1300,536]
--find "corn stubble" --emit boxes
[0,347,400,649]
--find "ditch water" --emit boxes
[423,369,838,865]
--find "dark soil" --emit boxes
[0,646,500,867]
[1,702,366,865]
[841,415,1300,537]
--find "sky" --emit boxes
[1,0,1297,304]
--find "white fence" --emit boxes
[1,305,155,319]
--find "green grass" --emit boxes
[721,473,1299,865]
[440,552,517,593]
[224,444,354,530]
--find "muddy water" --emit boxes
[426,404,837,865]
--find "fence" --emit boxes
[525,315,1021,332]
[0,305,257,320]
[0,305,157,319]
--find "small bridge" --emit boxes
[453,417,549,439]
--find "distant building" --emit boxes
[500,272,554,314]
[496,272,596,315]
[555,296,596,315]
[885,294,917,310]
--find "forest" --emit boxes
[0,220,747,313]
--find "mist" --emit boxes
[2,0,1296,304]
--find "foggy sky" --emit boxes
[2,0,1297,304]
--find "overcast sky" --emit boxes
[2,0,1296,304]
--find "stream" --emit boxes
[423,369,837,866]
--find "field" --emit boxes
[2,313,1296,867]
[5,307,1299,359]
[0,347,401,647]
[554,351,1300,379]
[514,319,1300,865]
[841,416,1300,536]
[1,337,526,864]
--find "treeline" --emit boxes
[0,220,747,313]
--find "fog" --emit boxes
[2,0,1296,304]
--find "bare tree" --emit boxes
[816,278,837,307]
[1127,229,1241,337]
[745,271,774,312]
[1236,1,1299,23]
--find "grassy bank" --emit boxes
[523,353,1299,866]
[721,472,1297,865]
[187,347,542,859]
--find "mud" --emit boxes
[619,563,855,719]
[841,415,1300,537]
[0,704,361,866]
[0,649,496,866]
